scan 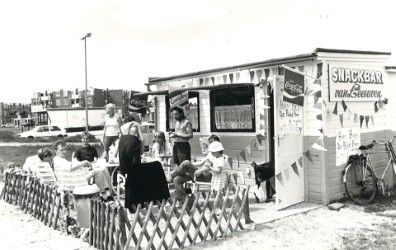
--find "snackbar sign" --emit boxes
[329,65,385,101]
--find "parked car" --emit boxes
[140,122,155,150]
[0,123,14,128]
[19,125,68,139]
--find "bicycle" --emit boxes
[343,136,396,205]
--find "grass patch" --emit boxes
[0,145,104,174]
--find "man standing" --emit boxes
[169,106,193,166]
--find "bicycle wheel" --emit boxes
[110,166,125,199]
[344,162,377,205]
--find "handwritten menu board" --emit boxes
[336,127,360,166]
[278,101,303,138]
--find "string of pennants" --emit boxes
[329,98,389,128]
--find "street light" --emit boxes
[81,32,91,133]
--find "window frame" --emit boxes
[209,85,256,133]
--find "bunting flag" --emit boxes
[239,150,247,162]
[313,78,321,85]
[245,145,252,156]
[365,115,370,128]
[383,98,388,105]
[260,113,265,120]
[354,113,358,123]
[313,102,322,110]
[256,70,263,81]
[316,63,323,79]
[333,102,338,115]
[264,69,270,79]
[313,91,322,103]
[360,115,364,128]
[316,114,323,121]
[319,128,323,134]
[298,156,303,167]
[211,77,215,85]
[259,123,265,130]
[311,142,328,151]
[229,73,234,84]
[251,138,258,150]
[341,100,348,111]
[378,99,384,109]
[374,102,379,113]
[256,133,266,144]
[371,115,374,126]
[303,150,314,162]
[250,71,255,82]
[276,172,283,182]
[291,162,299,176]
[339,113,344,127]
[323,100,327,107]
[223,75,228,84]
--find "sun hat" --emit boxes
[207,141,224,152]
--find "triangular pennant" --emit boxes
[229,73,234,84]
[313,90,322,101]
[341,100,348,112]
[303,150,314,162]
[239,150,247,162]
[365,115,370,128]
[260,113,265,120]
[210,77,215,85]
[319,128,323,134]
[316,63,323,78]
[323,100,327,107]
[383,98,388,105]
[291,162,299,176]
[222,75,228,84]
[371,115,374,126]
[374,102,379,113]
[313,78,321,85]
[298,156,303,167]
[313,102,322,110]
[275,172,283,183]
[311,142,328,151]
[256,134,266,144]
[250,138,258,150]
[250,71,255,82]
[378,99,384,109]
[316,114,323,121]
[256,70,263,81]
[339,113,344,127]
[264,69,270,79]
[245,145,252,156]
[360,115,364,128]
[354,113,358,123]
[333,102,338,115]
[259,123,265,130]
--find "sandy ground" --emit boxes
[0,173,395,249]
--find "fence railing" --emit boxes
[1,170,66,231]
[89,184,250,250]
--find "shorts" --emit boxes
[104,136,119,152]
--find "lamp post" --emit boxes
[81,32,91,133]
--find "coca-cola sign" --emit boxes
[283,69,305,106]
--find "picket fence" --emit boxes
[89,184,250,250]
[1,171,67,231]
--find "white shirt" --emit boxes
[105,115,120,137]
[23,155,56,184]
[53,156,89,191]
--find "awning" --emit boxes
[133,83,254,97]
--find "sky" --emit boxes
[0,0,396,103]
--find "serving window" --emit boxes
[166,91,200,132]
[210,86,255,132]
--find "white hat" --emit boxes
[208,141,224,152]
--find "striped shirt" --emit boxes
[53,156,89,191]
[23,155,57,184]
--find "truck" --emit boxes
[46,107,108,134]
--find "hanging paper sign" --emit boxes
[336,127,360,165]
[129,93,148,114]
[283,69,305,106]
[329,63,385,101]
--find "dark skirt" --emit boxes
[118,135,141,175]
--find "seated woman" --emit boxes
[149,131,172,164]
[23,147,57,184]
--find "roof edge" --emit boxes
[315,48,391,56]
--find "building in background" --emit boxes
[30,87,129,125]
[0,102,31,126]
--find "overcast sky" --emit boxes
[0,0,395,103]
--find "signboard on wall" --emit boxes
[328,64,385,101]
[283,69,305,106]
[336,127,361,166]
[129,93,148,114]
